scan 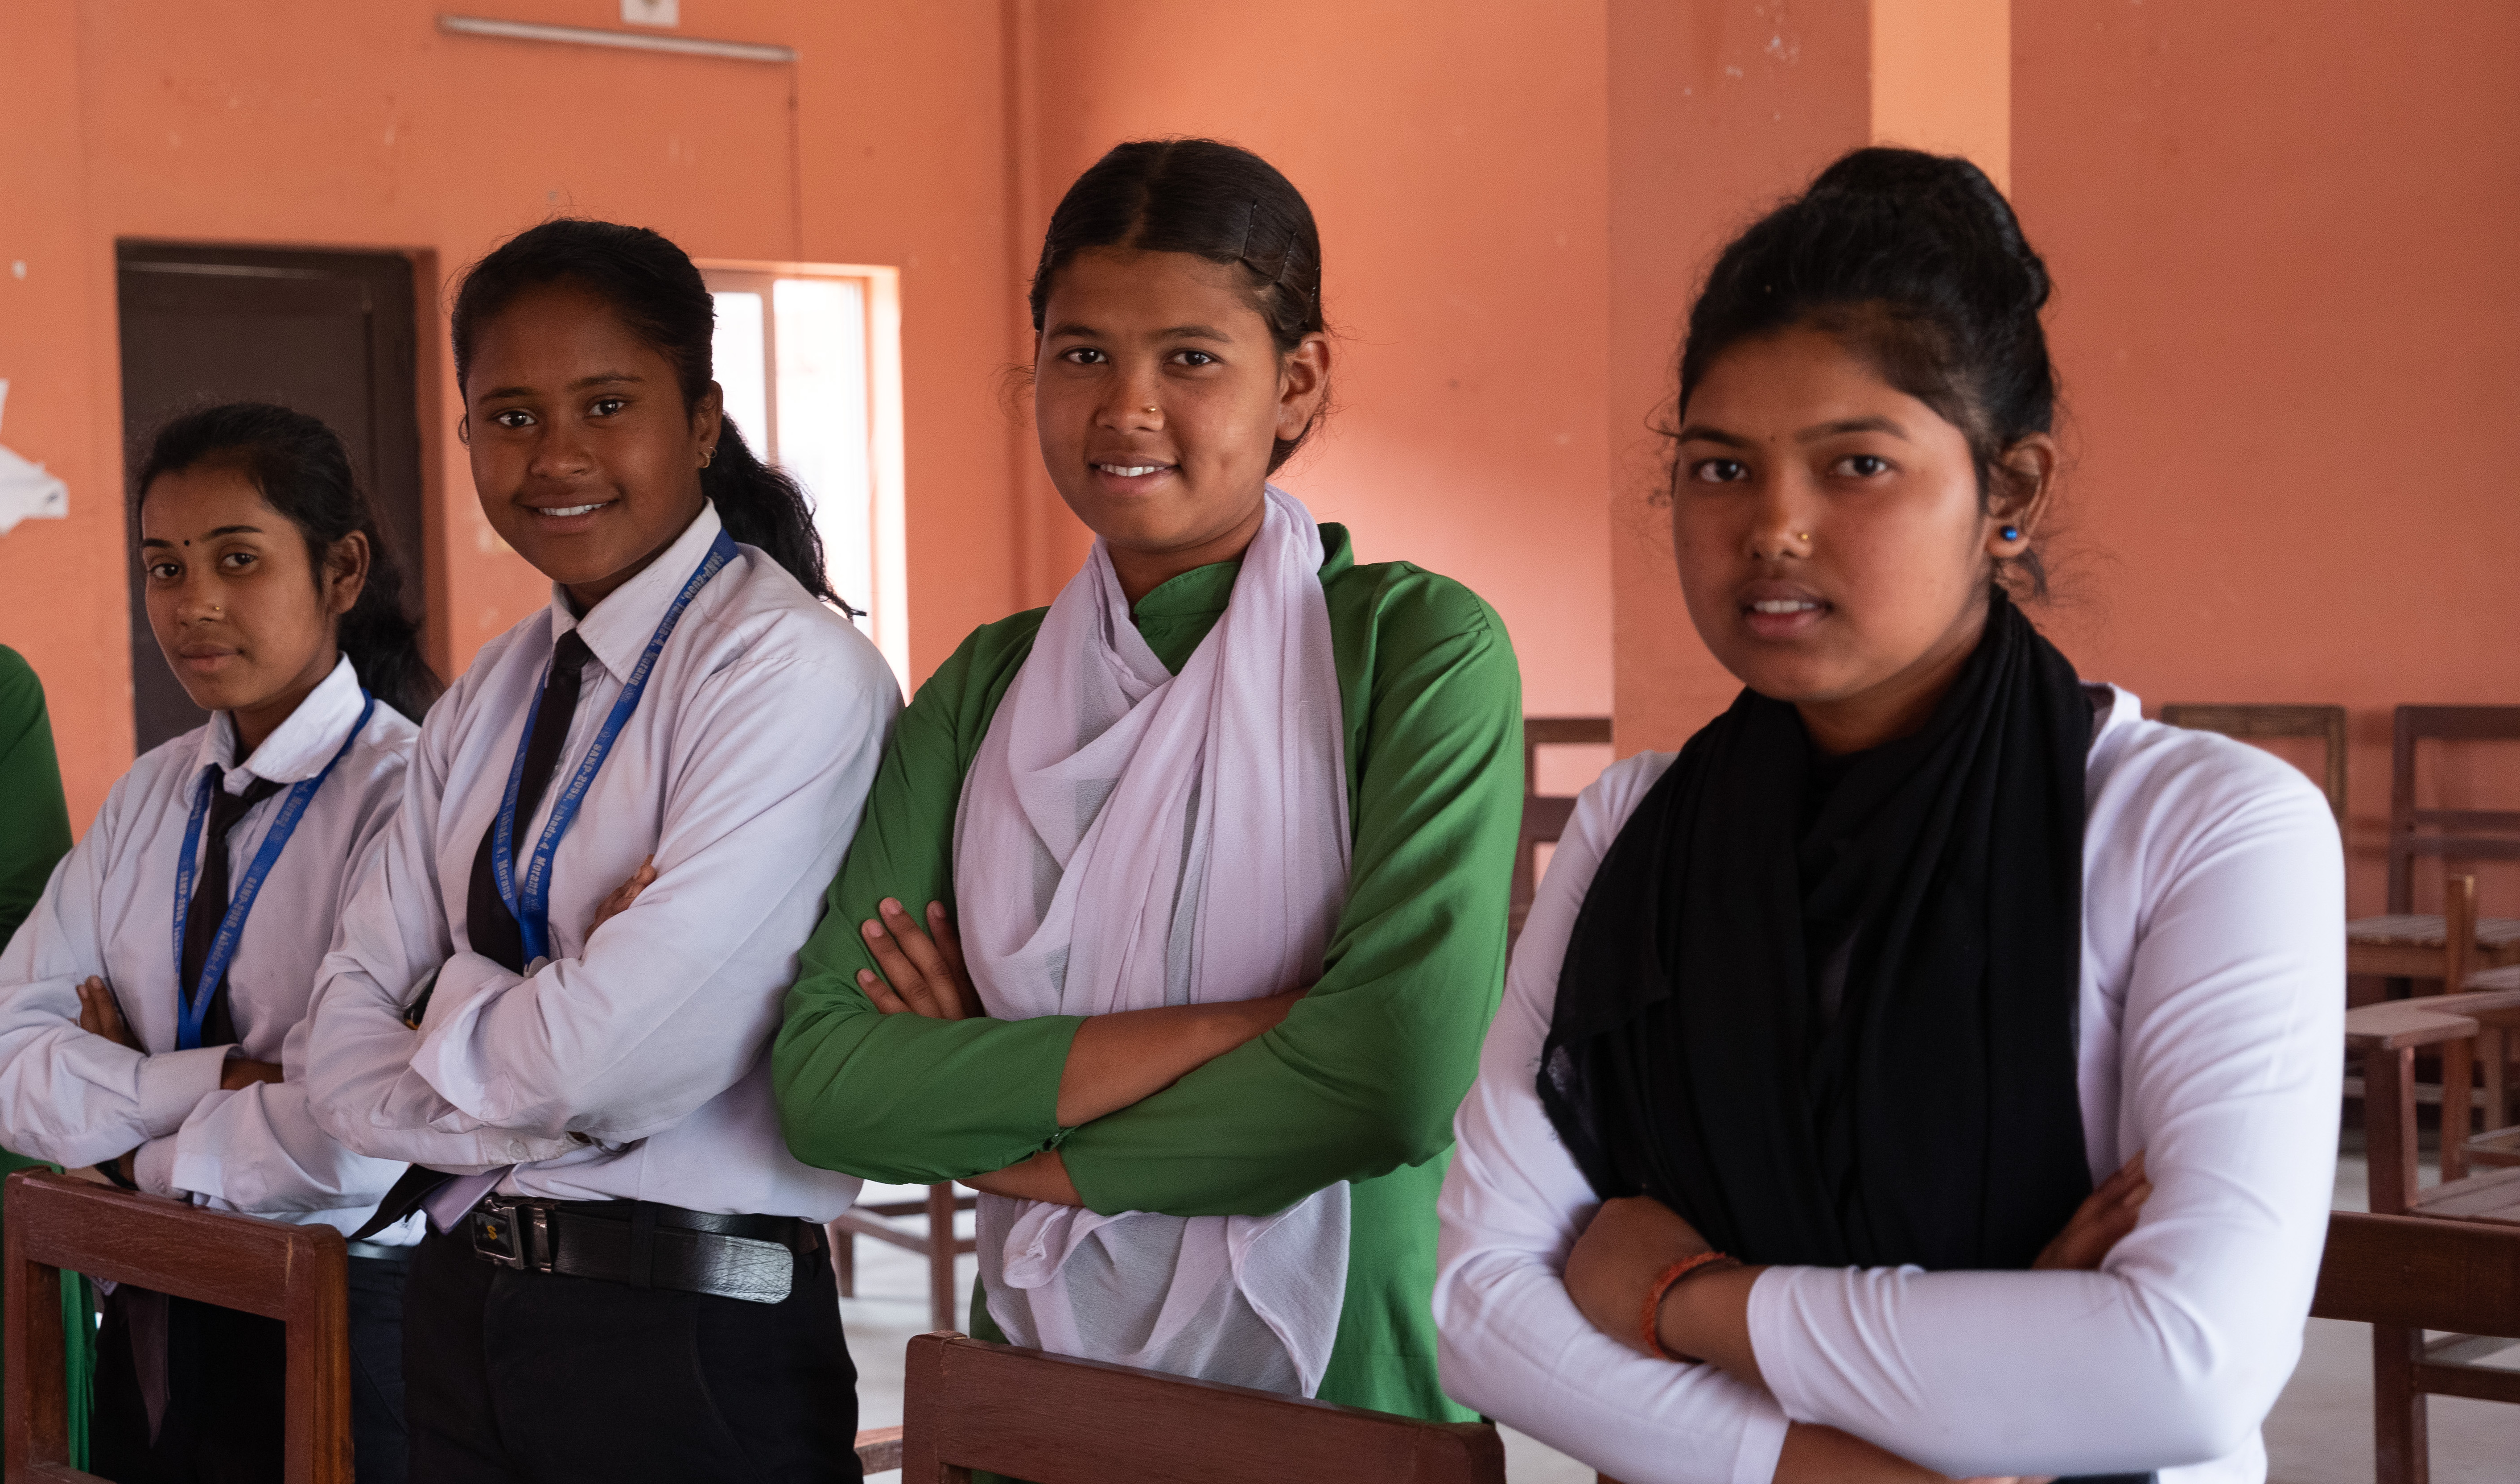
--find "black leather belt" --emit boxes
[466,1195,822,1305]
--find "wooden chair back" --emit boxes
[2311,1210,2520,1484]
[2383,705,2520,914]
[899,1331,1505,1483]
[5,1170,348,1483]
[2156,703,2348,821]
[1513,718,1613,944]
[829,1182,976,1332]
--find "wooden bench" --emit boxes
[2311,1210,2520,1484]
[898,1331,1504,1482]
[4,1169,350,1483]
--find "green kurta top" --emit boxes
[0,646,88,1467]
[774,523,1522,1420]
[0,646,73,949]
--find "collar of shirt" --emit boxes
[545,500,728,686]
[198,654,366,793]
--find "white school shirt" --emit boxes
[1433,685,2344,1484]
[0,656,421,1238]
[307,503,898,1221]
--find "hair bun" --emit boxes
[1807,147,2048,314]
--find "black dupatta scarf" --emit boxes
[1540,590,2094,1271]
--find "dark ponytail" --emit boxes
[136,402,442,719]
[448,219,845,609]
[1676,146,2059,596]
[1031,138,1328,472]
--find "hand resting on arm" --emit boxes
[1559,1154,2152,1484]
[855,897,1302,1206]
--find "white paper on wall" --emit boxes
[0,381,70,536]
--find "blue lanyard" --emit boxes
[490,530,737,965]
[171,690,377,1051]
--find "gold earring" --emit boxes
[701,447,715,468]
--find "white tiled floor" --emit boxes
[836,1161,2520,1482]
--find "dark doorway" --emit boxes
[116,244,423,754]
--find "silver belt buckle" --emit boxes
[469,1197,547,1270]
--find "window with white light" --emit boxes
[700,262,907,684]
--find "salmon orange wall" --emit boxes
[0,0,1025,833]
[1018,0,1617,718]
[2013,0,2520,916]
[1606,0,1872,753]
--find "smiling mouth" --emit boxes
[531,500,615,519]
[1093,463,1173,479]
[1749,599,1824,615]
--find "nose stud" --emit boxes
[1143,405,1159,413]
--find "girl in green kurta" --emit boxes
[0,646,92,1468]
[773,139,1521,1421]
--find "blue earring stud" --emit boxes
[2000,525,2021,542]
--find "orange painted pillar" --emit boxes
[1869,0,2011,190]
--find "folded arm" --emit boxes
[400,656,887,1145]
[0,794,231,1170]
[1435,766,1799,1484]
[1729,776,2344,1478]
[1058,600,1523,1217]
[774,631,1091,1185]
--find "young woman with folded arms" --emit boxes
[0,403,437,1482]
[305,220,899,1484]
[1434,149,2342,1484]
[775,138,1523,1420]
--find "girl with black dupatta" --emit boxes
[1433,149,2341,1484]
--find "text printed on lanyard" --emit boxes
[170,691,378,1051]
[489,529,738,965]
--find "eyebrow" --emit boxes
[478,372,644,400]
[1797,416,1909,443]
[140,524,263,548]
[1675,416,1912,447]
[1042,321,1233,343]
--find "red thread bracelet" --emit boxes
[1640,1250,1738,1360]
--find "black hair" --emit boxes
[1030,138,1328,472]
[449,219,846,609]
[1676,146,2059,596]
[135,402,443,719]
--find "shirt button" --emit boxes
[506,1141,529,1160]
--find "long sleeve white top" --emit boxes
[0,656,421,1237]
[306,503,898,1222]
[1434,685,2343,1484]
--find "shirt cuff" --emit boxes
[134,1047,230,1139]
[131,1135,182,1198]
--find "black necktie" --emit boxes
[182,771,285,1047]
[363,632,594,1243]
[466,631,592,974]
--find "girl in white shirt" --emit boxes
[0,401,437,1483]
[305,219,899,1484]
[1433,148,2342,1484]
